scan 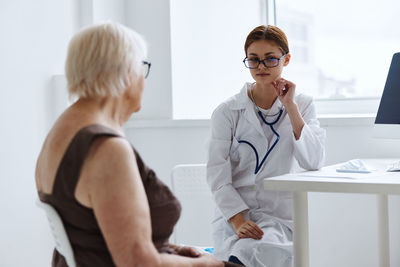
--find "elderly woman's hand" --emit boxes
[169,244,201,257]
[175,245,201,257]
[196,253,225,267]
[169,244,226,266]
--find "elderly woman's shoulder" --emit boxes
[90,137,133,159]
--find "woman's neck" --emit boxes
[72,96,130,130]
[250,82,278,110]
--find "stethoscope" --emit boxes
[238,88,284,174]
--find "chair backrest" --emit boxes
[171,164,215,246]
[36,199,76,267]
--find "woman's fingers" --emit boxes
[248,223,264,239]
[242,224,259,238]
[279,80,288,95]
[238,228,253,239]
[272,79,286,96]
[273,83,281,96]
[248,221,264,236]
[273,78,296,100]
[239,228,260,239]
[237,221,263,239]
[177,246,201,257]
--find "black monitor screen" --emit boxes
[375,53,400,124]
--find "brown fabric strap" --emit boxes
[52,124,122,200]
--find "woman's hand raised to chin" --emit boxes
[273,78,305,140]
[272,78,296,107]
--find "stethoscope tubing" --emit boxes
[238,109,283,174]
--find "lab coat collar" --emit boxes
[230,82,283,138]
[229,82,254,110]
[243,101,266,137]
[234,83,260,130]
[229,82,283,113]
[268,95,284,116]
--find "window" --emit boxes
[170,0,400,119]
[170,0,265,119]
[276,0,400,100]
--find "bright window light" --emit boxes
[276,0,400,99]
[170,0,400,119]
[170,0,264,119]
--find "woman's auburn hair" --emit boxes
[244,25,289,56]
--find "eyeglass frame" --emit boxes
[143,61,151,79]
[242,54,286,69]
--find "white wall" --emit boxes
[0,1,79,266]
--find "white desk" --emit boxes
[263,159,400,267]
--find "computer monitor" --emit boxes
[374,52,400,139]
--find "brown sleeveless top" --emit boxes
[38,124,182,267]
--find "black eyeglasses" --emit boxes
[143,61,151,78]
[243,54,286,69]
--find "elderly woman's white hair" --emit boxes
[65,21,147,99]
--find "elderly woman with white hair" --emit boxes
[35,22,234,267]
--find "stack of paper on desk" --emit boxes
[295,170,377,179]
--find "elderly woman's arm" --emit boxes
[84,137,222,267]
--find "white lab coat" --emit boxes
[206,82,326,267]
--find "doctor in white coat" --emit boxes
[206,25,326,267]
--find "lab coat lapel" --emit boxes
[269,97,283,117]
[233,83,266,138]
[243,101,266,138]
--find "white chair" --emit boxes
[171,164,215,248]
[36,199,77,267]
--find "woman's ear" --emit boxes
[283,53,291,66]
